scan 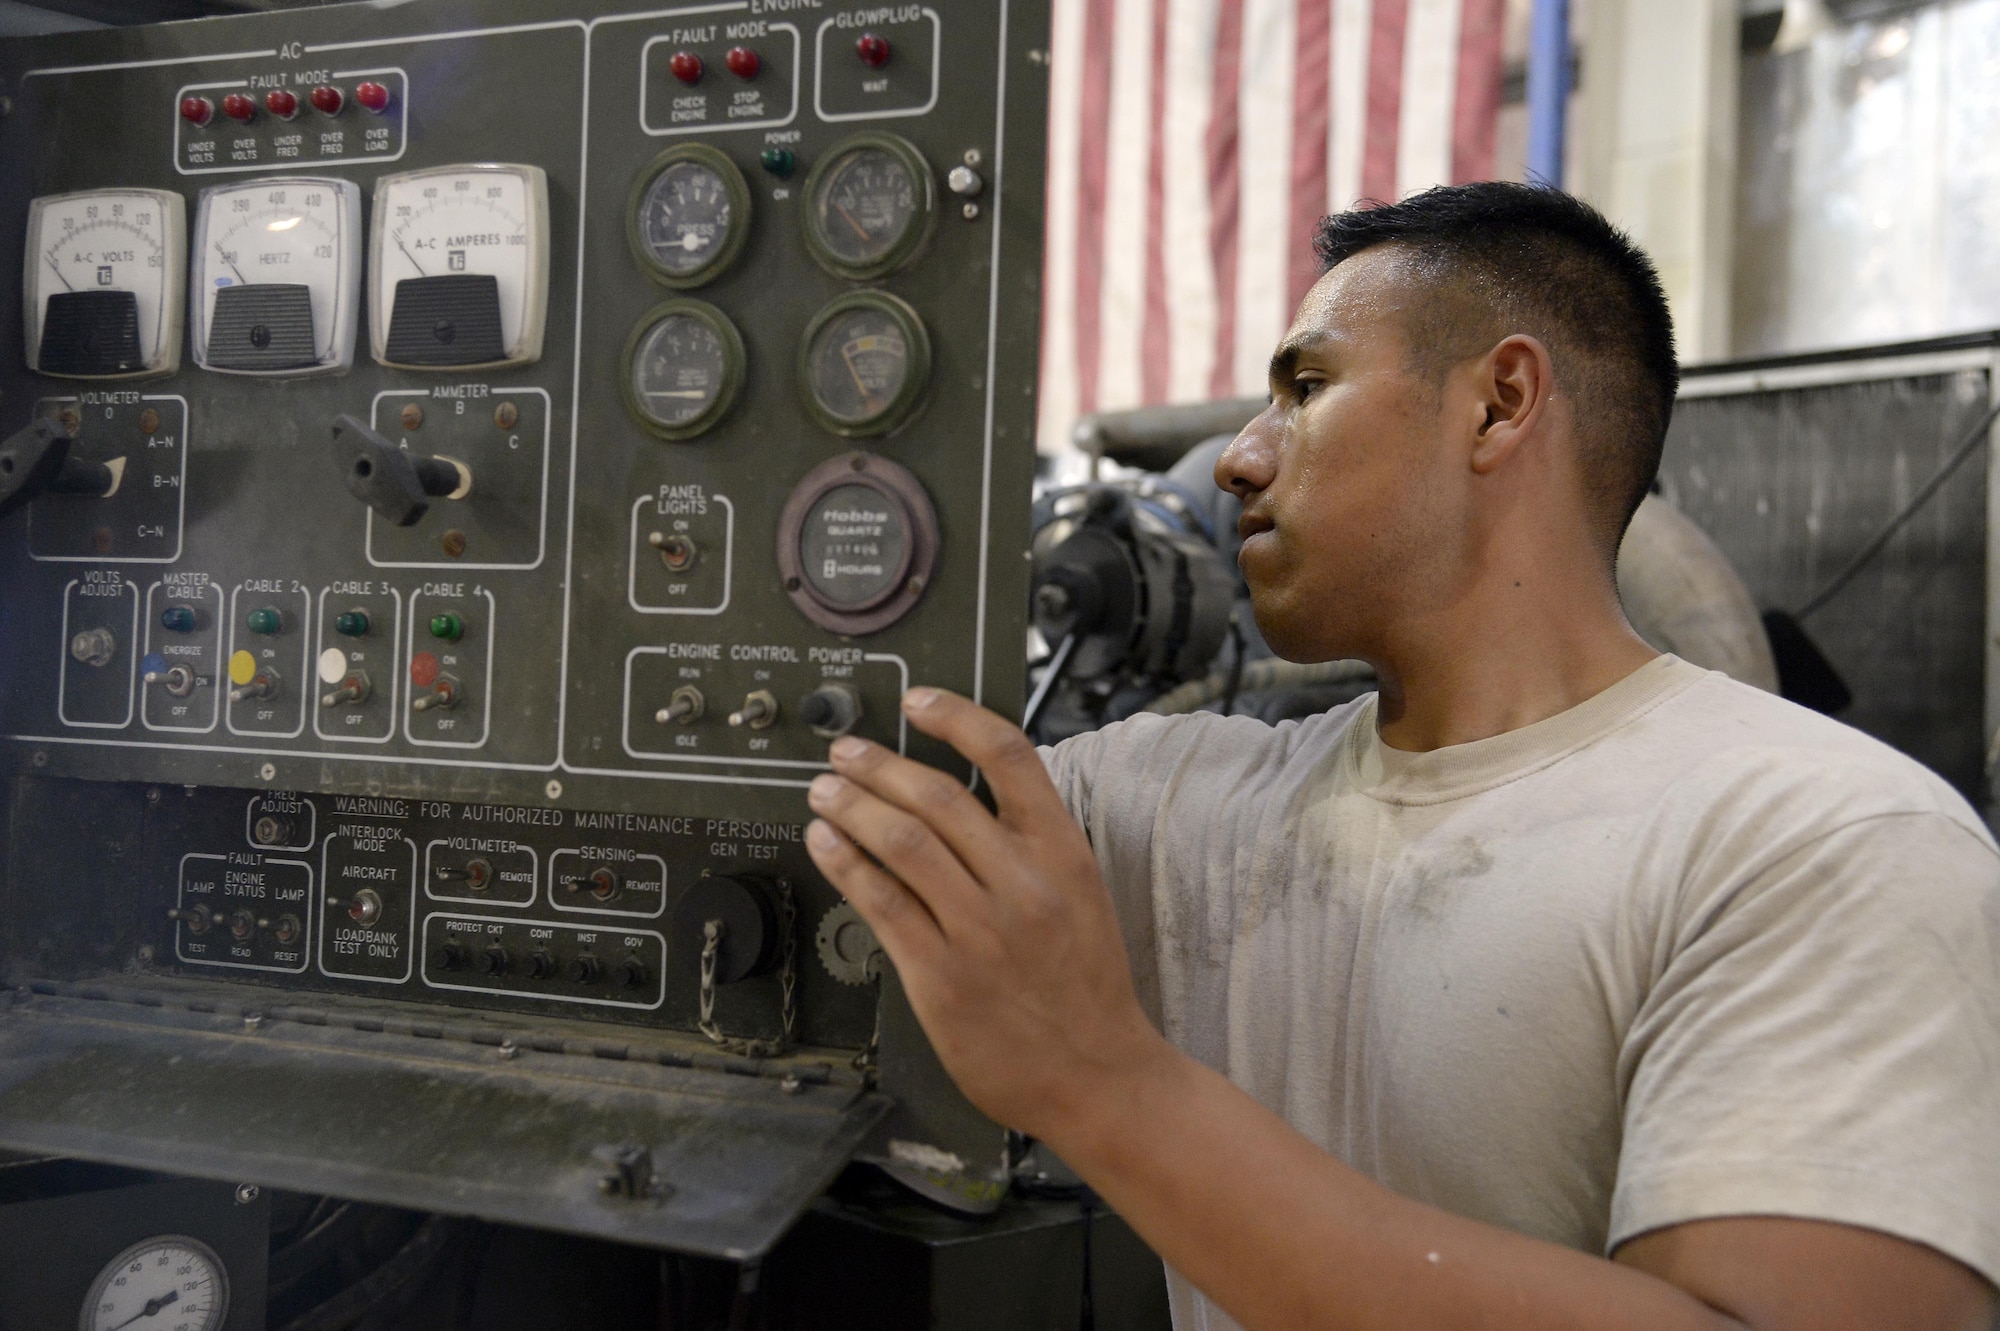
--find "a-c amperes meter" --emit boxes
[369,163,550,370]
[191,176,362,376]
[22,188,185,379]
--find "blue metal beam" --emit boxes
[1526,0,1571,187]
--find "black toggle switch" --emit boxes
[330,414,471,527]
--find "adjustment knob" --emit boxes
[565,954,601,984]
[69,627,115,668]
[799,684,862,738]
[430,939,468,971]
[477,944,510,976]
[251,813,294,846]
[615,955,649,989]
[527,948,555,979]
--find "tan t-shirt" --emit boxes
[1043,655,2000,1329]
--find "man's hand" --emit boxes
[803,685,1169,1140]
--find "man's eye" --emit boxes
[1294,379,1320,402]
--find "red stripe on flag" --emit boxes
[1141,0,1173,404]
[1289,0,1333,310]
[1451,0,1505,183]
[1073,0,1118,415]
[1361,0,1407,203]
[1206,0,1245,399]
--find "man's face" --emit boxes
[1216,248,1471,664]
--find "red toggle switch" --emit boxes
[309,84,344,115]
[725,45,760,79]
[355,81,391,114]
[264,88,298,119]
[179,95,213,127]
[222,92,257,123]
[669,50,704,84]
[855,33,891,68]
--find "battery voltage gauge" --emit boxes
[191,177,361,375]
[23,188,185,379]
[370,163,550,370]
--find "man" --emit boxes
[801,182,2000,1330]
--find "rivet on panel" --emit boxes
[400,402,424,431]
[494,401,518,430]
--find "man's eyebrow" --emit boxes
[1267,332,1331,384]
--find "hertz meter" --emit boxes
[369,163,550,370]
[23,188,185,379]
[191,177,362,375]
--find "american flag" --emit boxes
[1036,0,1509,450]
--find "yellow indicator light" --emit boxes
[228,650,257,687]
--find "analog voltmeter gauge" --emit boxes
[800,291,931,437]
[803,133,935,280]
[628,144,751,288]
[192,177,361,375]
[370,163,549,369]
[622,299,745,440]
[79,1234,229,1331]
[776,452,939,636]
[23,188,185,378]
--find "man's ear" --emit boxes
[1468,334,1555,476]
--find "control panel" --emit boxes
[0,0,1047,1227]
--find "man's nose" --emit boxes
[1215,406,1281,498]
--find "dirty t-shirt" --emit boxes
[1042,655,2000,1329]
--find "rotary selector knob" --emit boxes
[815,901,884,986]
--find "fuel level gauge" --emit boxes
[191,176,361,375]
[621,299,745,441]
[798,290,931,438]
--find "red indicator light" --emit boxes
[264,88,298,119]
[669,50,704,84]
[355,81,391,114]
[725,46,760,79]
[410,651,441,689]
[179,95,213,127]
[221,92,257,123]
[310,84,344,115]
[855,33,891,67]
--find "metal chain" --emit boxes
[696,881,796,1059]
[850,994,881,1076]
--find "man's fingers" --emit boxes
[826,735,1017,873]
[804,818,945,970]
[807,773,986,928]
[898,688,1073,829]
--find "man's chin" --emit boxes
[1244,592,1359,666]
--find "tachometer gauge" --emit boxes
[23,188,185,379]
[627,144,751,289]
[191,176,361,375]
[621,299,745,441]
[802,133,934,280]
[369,163,549,370]
[798,290,931,437]
[79,1234,229,1331]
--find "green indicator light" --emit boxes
[160,606,197,634]
[428,613,464,642]
[759,147,795,178]
[246,607,282,636]
[335,611,371,638]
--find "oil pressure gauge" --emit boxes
[191,176,361,375]
[802,132,935,281]
[370,163,550,369]
[627,144,751,288]
[799,290,931,437]
[621,299,745,440]
[23,188,185,379]
[79,1234,229,1331]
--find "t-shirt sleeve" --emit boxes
[1611,810,2000,1285]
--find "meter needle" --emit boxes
[105,1289,178,1330]
[43,249,74,292]
[832,202,872,244]
[216,241,249,286]
[394,232,428,277]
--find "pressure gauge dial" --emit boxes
[628,144,751,288]
[191,176,361,375]
[369,163,550,369]
[802,133,935,280]
[23,188,185,379]
[799,290,931,438]
[621,299,745,440]
[79,1234,229,1331]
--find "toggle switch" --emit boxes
[655,685,704,726]
[410,674,459,712]
[647,530,698,572]
[143,655,197,697]
[560,867,621,903]
[320,669,371,709]
[273,914,302,945]
[227,653,280,703]
[167,903,214,935]
[330,414,473,527]
[340,888,383,926]
[435,858,494,891]
[728,689,779,729]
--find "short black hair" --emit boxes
[1312,182,1677,548]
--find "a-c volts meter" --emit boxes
[190,177,362,376]
[368,163,551,370]
[22,188,186,379]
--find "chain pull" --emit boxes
[694,882,797,1060]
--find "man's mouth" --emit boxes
[1237,512,1274,541]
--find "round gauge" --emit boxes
[369,163,550,369]
[192,176,361,375]
[802,133,936,280]
[776,451,939,635]
[798,291,932,438]
[627,144,751,288]
[79,1234,229,1331]
[621,299,746,441]
[24,188,186,379]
